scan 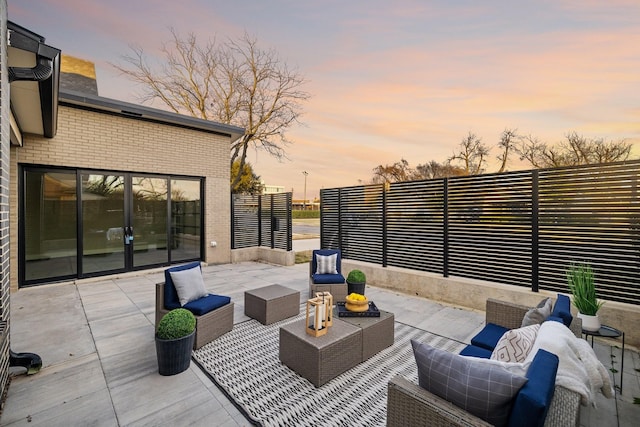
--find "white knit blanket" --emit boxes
[524,320,614,405]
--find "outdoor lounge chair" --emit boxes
[387,297,582,427]
[156,261,233,349]
[308,249,347,301]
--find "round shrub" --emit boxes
[346,269,366,283]
[156,308,196,340]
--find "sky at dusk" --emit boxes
[8,0,640,201]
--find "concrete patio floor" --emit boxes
[1,260,638,426]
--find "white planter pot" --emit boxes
[578,312,601,332]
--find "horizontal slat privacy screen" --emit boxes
[321,160,640,306]
[232,193,292,251]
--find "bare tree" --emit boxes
[113,29,310,191]
[496,128,518,173]
[515,132,632,168]
[449,132,489,175]
[415,160,467,179]
[371,159,418,184]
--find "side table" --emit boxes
[583,325,624,393]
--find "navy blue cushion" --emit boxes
[459,345,493,359]
[546,316,565,325]
[311,249,342,275]
[550,294,573,328]
[508,349,559,427]
[164,261,202,310]
[470,323,510,351]
[311,273,345,284]
[183,294,230,316]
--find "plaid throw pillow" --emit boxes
[412,339,527,427]
[315,253,338,274]
[490,324,540,363]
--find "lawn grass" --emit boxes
[295,250,312,264]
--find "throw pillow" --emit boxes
[170,265,208,306]
[521,298,553,327]
[491,324,540,363]
[315,253,338,274]
[411,339,527,427]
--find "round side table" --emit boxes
[582,325,624,393]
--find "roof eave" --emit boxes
[59,89,245,141]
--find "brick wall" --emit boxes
[0,0,12,404]
[9,104,232,291]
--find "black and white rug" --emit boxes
[192,310,464,426]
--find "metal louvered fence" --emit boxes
[320,161,640,306]
[231,193,292,251]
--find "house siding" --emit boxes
[9,104,232,291]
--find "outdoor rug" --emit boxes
[192,310,465,427]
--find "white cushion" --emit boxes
[491,324,540,363]
[315,253,338,274]
[170,266,208,306]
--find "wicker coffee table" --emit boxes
[338,310,394,361]
[279,309,396,387]
[245,284,300,325]
[279,318,362,387]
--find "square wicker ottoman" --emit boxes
[279,318,362,387]
[339,310,395,361]
[244,284,300,325]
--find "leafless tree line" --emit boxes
[371,129,633,184]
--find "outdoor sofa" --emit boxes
[387,297,583,427]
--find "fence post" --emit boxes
[230,194,236,249]
[287,192,292,252]
[382,182,388,267]
[531,170,539,292]
[443,178,449,277]
[257,195,262,247]
[338,188,343,250]
[270,194,275,249]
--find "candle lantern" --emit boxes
[315,291,333,327]
[305,296,330,337]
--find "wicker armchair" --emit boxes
[155,282,233,350]
[308,249,347,301]
[386,298,582,427]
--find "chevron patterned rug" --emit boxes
[193,310,464,427]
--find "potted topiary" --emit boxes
[346,269,366,295]
[155,308,196,376]
[566,262,604,332]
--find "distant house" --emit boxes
[1,13,242,398]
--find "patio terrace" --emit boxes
[1,260,638,426]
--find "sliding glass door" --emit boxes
[81,173,126,274]
[132,176,169,267]
[21,167,203,286]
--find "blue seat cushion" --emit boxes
[311,273,345,284]
[470,323,510,351]
[183,294,231,316]
[546,315,564,324]
[459,344,493,359]
[550,294,573,328]
[508,349,559,427]
[164,261,202,310]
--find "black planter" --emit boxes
[347,281,366,295]
[155,331,195,376]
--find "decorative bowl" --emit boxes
[345,293,369,312]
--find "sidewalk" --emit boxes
[2,260,638,426]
